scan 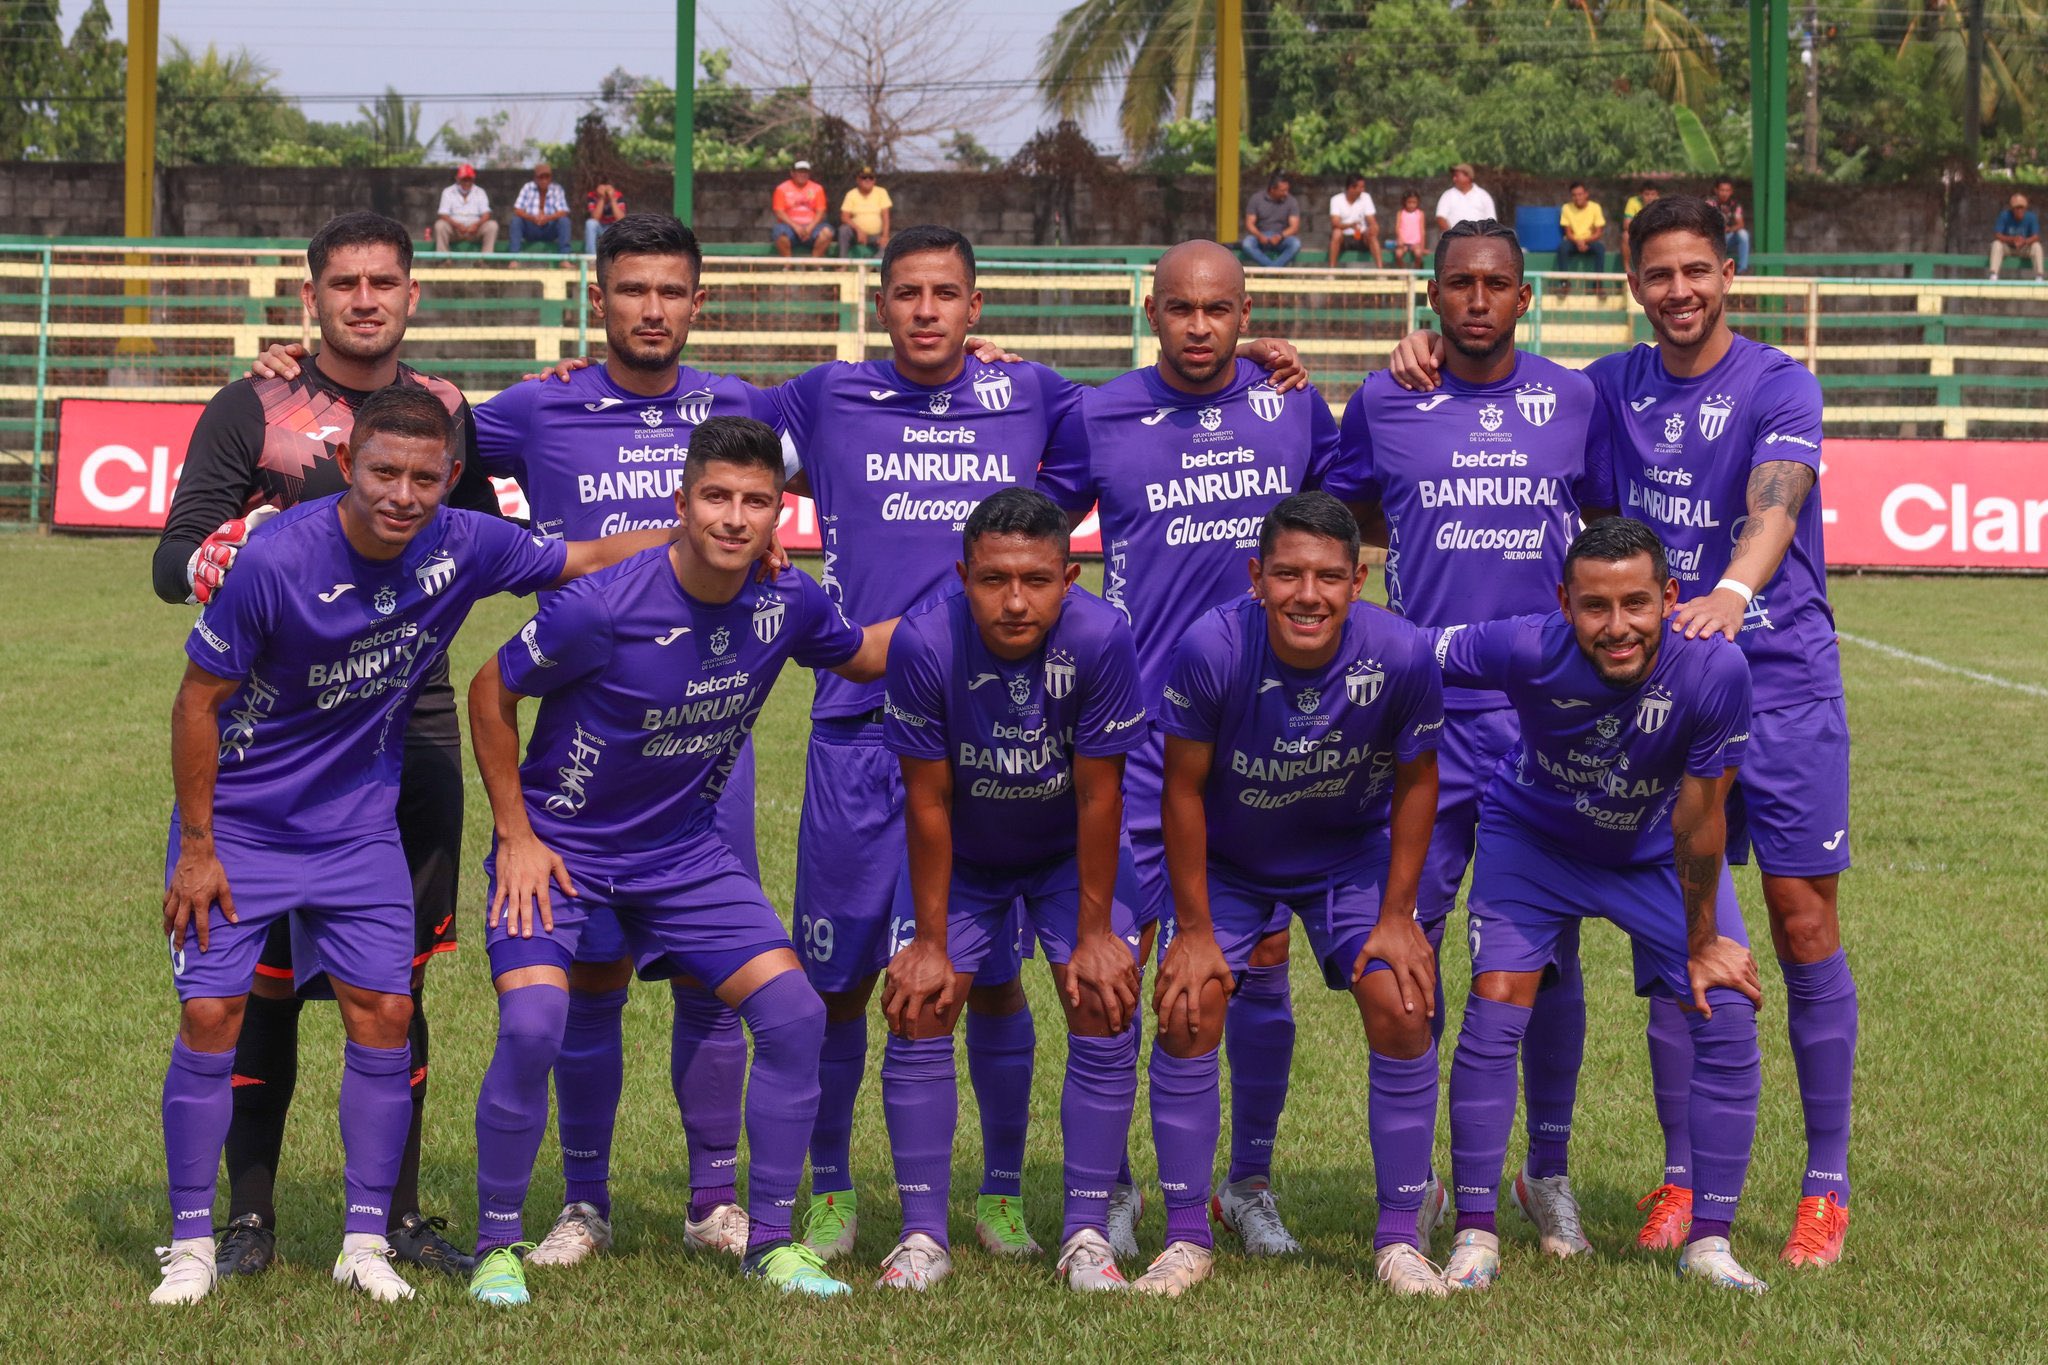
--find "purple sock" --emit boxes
[163,1037,234,1237]
[735,974,826,1253]
[882,1034,957,1245]
[1521,927,1585,1179]
[809,1015,866,1195]
[1060,1026,1139,1243]
[1686,995,1760,1239]
[966,1005,1034,1198]
[1224,962,1294,1184]
[1370,1044,1439,1250]
[1117,1154,1134,1187]
[1423,919,1449,1047]
[339,1038,414,1237]
[672,981,745,1220]
[1646,993,1695,1187]
[1448,994,1530,1235]
[1782,950,1857,1203]
[555,986,625,1219]
[475,985,569,1251]
[1149,1042,1219,1249]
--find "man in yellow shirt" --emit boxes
[1556,180,1607,294]
[838,167,893,257]
[1620,183,1659,272]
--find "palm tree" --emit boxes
[1548,0,1720,111]
[1036,0,1213,157]
[358,86,424,159]
[1891,0,2046,136]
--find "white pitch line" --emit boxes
[1838,631,2048,699]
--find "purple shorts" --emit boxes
[573,741,761,966]
[1467,817,1750,1004]
[793,718,910,991]
[1726,695,1851,878]
[163,825,414,1000]
[485,833,790,987]
[1160,841,1395,991]
[1121,724,1170,929]
[891,854,1142,978]
[1417,706,1519,925]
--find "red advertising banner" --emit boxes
[53,399,206,530]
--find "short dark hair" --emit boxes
[1267,171,1290,190]
[1715,177,1736,190]
[1565,517,1669,588]
[596,212,703,287]
[1568,180,1587,192]
[1346,172,1366,188]
[308,211,413,281]
[1258,490,1360,561]
[684,415,785,489]
[1627,194,1728,266]
[1435,217,1524,280]
[881,225,976,288]
[963,487,1069,562]
[351,384,456,466]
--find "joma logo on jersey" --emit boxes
[677,388,714,425]
[1247,383,1285,422]
[752,596,785,643]
[1199,405,1223,432]
[926,390,952,416]
[1635,686,1674,733]
[1515,383,1555,427]
[973,370,1013,411]
[640,407,664,428]
[415,550,456,596]
[1478,402,1505,432]
[373,585,398,616]
[1044,649,1075,699]
[1346,661,1385,706]
[1663,413,1686,443]
[1696,394,1736,441]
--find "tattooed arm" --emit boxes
[1672,459,1815,641]
[1670,768,1761,1016]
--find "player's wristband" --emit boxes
[1714,577,1754,604]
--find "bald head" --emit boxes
[1146,239,1251,394]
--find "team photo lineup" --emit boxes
[145,193,1863,1311]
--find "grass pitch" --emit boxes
[1,537,2042,1361]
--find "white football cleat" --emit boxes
[1132,1239,1214,1297]
[1104,1183,1143,1260]
[1442,1229,1500,1292]
[1677,1236,1769,1294]
[525,1201,613,1268]
[876,1233,952,1291]
[683,1202,749,1257]
[1513,1166,1593,1257]
[150,1239,218,1305]
[1055,1228,1128,1292]
[332,1234,415,1302]
[1212,1176,1303,1256]
[1374,1241,1449,1298]
[1417,1172,1449,1251]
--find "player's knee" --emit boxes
[743,972,827,1058]
[819,978,876,1025]
[570,957,634,994]
[967,975,1027,1015]
[344,990,414,1048]
[1360,982,1432,1059]
[1765,879,1840,962]
[1246,931,1292,969]
[179,996,245,1051]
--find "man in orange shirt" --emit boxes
[772,160,832,258]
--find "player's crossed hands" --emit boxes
[882,936,957,1037]
[490,831,576,938]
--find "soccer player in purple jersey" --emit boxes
[1331,219,1617,1261]
[874,488,1149,1293]
[1037,239,1344,1257]
[462,418,894,1306]
[1392,197,1857,1269]
[1434,518,1769,1295]
[1142,492,1445,1298]
[152,386,664,1306]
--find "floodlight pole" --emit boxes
[120,0,159,349]
[675,0,695,222]
[1214,0,1242,245]
[1749,0,1789,269]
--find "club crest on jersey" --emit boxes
[1008,674,1033,707]
[1044,649,1076,699]
[1596,713,1622,740]
[677,388,714,426]
[926,390,952,417]
[1515,383,1555,427]
[640,406,664,428]
[373,585,398,616]
[1663,413,1686,444]
[709,627,732,656]
[1345,660,1385,706]
[1478,402,1504,433]
[973,370,1014,411]
[1296,687,1321,715]
[752,595,785,643]
[1199,405,1223,432]
[1696,395,1735,442]
[414,550,456,596]
[1635,686,1674,733]
[1247,383,1285,422]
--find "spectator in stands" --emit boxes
[838,166,892,257]
[1435,163,1497,232]
[1241,172,1303,267]
[1327,173,1383,268]
[1713,177,1751,273]
[1990,192,2045,281]
[1394,190,1427,269]
[432,163,497,253]
[511,161,572,253]
[585,180,628,256]
[1556,180,1607,294]
[1621,182,1659,272]
[772,160,832,258]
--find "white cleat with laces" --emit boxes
[1442,1229,1501,1291]
[1374,1241,1450,1298]
[1513,1166,1593,1257]
[1417,1172,1449,1251]
[332,1234,415,1302]
[877,1232,952,1291]
[683,1202,749,1257]
[525,1201,613,1268]
[1677,1236,1769,1294]
[1104,1183,1143,1260]
[1132,1239,1214,1297]
[1055,1228,1129,1292]
[150,1238,218,1305]
[1212,1176,1303,1256]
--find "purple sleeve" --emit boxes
[1389,627,1446,761]
[185,546,278,681]
[744,380,789,437]
[881,619,948,760]
[1034,372,1096,513]
[766,366,826,448]
[1574,389,1616,511]
[1074,616,1148,757]
[1433,617,1523,691]
[474,513,570,597]
[1748,361,1824,474]
[497,580,613,697]
[1685,645,1752,778]
[1158,617,1229,743]
[471,380,536,482]
[1328,385,1382,504]
[789,571,865,670]
[1302,384,1343,493]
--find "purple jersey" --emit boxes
[474,365,782,540]
[770,357,1090,718]
[1587,333,1841,707]
[1162,597,1444,887]
[1334,356,1610,710]
[1039,359,1343,701]
[185,497,567,840]
[500,552,862,858]
[884,583,1146,868]
[1437,613,1751,866]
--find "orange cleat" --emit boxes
[1780,1193,1850,1266]
[1634,1183,1693,1250]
